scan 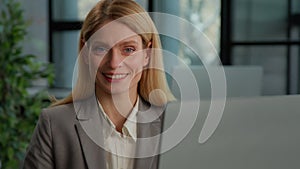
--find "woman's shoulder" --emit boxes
[41,103,76,120]
[43,102,74,112]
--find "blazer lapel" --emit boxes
[73,96,165,169]
[74,96,107,169]
[134,100,165,169]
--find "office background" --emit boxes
[1,0,300,168]
[19,0,300,97]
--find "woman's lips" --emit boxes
[102,73,129,82]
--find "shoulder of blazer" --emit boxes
[42,96,96,120]
[42,103,76,118]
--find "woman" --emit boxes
[22,0,174,169]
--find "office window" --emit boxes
[52,31,79,88]
[50,0,100,89]
[50,0,300,96]
[232,0,287,41]
[50,0,220,88]
[232,46,287,95]
[153,0,221,66]
[20,0,48,68]
[52,0,98,20]
[222,0,300,95]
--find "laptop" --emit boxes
[159,95,300,169]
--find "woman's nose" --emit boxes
[108,48,123,69]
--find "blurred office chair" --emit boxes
[170,65,263,100]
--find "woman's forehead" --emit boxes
[88,21,142,45]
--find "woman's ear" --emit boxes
[143,41,152,66]
[146,41,152,48]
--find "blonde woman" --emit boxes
[22,0,174,169]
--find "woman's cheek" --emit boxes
[127,55,145,71]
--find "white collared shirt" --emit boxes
[97,98,139,169]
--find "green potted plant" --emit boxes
[0,0,54,168]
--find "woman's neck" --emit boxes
[96,88,138,132]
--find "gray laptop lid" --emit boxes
[159,95,300,169]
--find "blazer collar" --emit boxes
[75,95,107,169]
[75,95,98,120]
[75,122,106,169]
[74,96,165,169]
[134,99,165,169]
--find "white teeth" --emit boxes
[105,74,127,79]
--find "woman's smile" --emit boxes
[102,72,130,82]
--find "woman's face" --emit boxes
[86,21,150,96]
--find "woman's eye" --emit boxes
[92,47,107,55]
[123,47,136,55]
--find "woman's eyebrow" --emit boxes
[90,41,110,47]
[90,39,139,47]
[118,40,139,45]
[91,41,106,45]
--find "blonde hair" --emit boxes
[51,0,175,107]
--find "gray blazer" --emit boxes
[22,96,164,169]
